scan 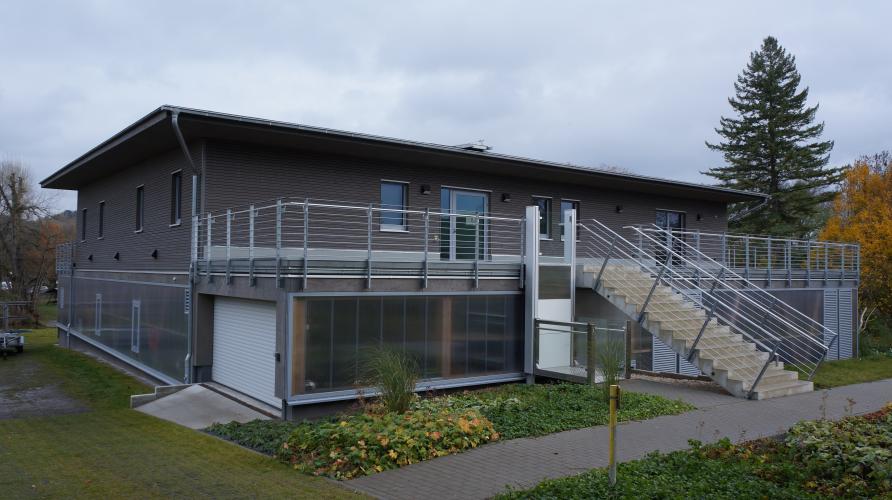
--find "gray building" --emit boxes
[43,106,859,416]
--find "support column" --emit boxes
[523,205,540,383]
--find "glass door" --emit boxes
[655,210,686,264]
[449,190,488,260]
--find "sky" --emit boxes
[1,1,890,211]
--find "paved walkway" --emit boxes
[348,378,892,500]
[136,385,270,429]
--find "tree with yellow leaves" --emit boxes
[821,152,892,315]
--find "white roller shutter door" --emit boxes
[213,297,279,406]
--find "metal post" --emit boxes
[205,213,213,280]
[823,242,829,285]
[608,384,620,487]
[748,346,777,398]
[586,322,596,385]
[275,199,283,289]
[248,205,256,286]
[594,236,617,291]
[638,265,667,324]
[687,269,724,361]
[806,240,811,286]
[225,209,232,284]
[519,217,525,289]
[840,244,846,281]
[624,320,632,379]
[302,199,309,290]
[423,208,429,289]
[766,236,772,286]
[786,240,792,287]
[744,236,750,281]
[474,213,480,288]
[721,232,727,266]
[367,203,373,289]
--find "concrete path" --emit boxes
[136,385,270,429]
[349,378,892,500]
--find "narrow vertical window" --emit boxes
[135,185,145,232]
[170,171,182,225]
[98,201,105,238]
[80,208,87,241]
[380,181,408,230]
[560,200,580,240]
[532,197,552,239]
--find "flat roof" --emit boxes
[41,105,765,203]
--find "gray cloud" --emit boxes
[1,0,889,211]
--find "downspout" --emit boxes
[171,110,199,384]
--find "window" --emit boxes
[560,200,580,240]
[170,171,182,226]
[131,299,141,353]
[80,208,87,241]
[98,201,105,238]
[380,181,408,230]
[135,185,145,232]
[95,293,102,336]
[533,197,552,239]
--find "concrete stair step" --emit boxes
[750,379,814,400]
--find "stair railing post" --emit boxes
[302,198,309,290]
[594,236,617,291]
[423,208,429,289]
[823,242,829,285]
[225,208,232,284]
[840,243,846,281]
[586,322,596,385]
[744,235,750,281]
[721,232,727,266]
[367,203,373,289]
[205,212,212,280]
[248,205,256,286]
[786,239,792,287]
[686,268,724,361]
[474,212,480,288]
[624,320,632,379]
[806,240,811,286]
[638,264,667,324]
[747,343,777,399]
[766,235,772,286]
[275,199,283,288]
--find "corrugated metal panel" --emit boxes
[823,289,839,361]
[838,289,854,359]
[679,356,702,376]
[652,335,677,373]
[212,297,279,406]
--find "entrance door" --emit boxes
[440,189,488,260]
[655,210,686,263]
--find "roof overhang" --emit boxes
[41,105,765,204]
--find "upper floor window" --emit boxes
[560,200,580,240]
[533,197,552,239]
[135,185,145,232]
[380,181,408,231]
[170,171,182,226]
[80,208,87,241]
[98,201,105,238]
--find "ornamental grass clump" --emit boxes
[363,348,419,413]
[596,336,625,400]
[277,407,499,478]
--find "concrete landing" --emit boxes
[136,385,270,429]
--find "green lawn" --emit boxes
[0,329,362,499]
[810,355,892,388]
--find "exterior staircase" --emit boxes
[578,263,813,399]
[575,219,833,400]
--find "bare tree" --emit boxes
[0,160,55,309]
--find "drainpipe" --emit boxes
[171,110,199,384]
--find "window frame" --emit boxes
[560,199,580,241]
[380,180,409,232]
[135,185,145,233]
[532,196,552,240]
[97,201,105,239]
[170,170,182,227]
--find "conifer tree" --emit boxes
[705,36,839,237]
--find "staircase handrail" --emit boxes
[635,225,836,353]
[577,220,783,357]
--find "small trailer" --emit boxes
[0,330,26,358]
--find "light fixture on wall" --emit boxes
[696,213,702,221]
[151,249,158,259]
[615,205,623,213]
[502,193,511,202]
[420,184,431,195]
[113,252,120,261]
[87,254,93,261]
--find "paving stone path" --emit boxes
[348,378,892,500]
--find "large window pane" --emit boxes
[380,181,407,230]
[533,197,551,239]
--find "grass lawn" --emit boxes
[0,329,362,499]
[810,354,892,388]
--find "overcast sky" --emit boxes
[1,1,890,211]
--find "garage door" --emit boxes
[213,297,279,406]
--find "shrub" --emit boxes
[362,348,419,413]
[206,419,296,455]
[278,407,498,478]
[596,337,625,400]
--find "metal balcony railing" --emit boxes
[578,219,831,392]
[635,227,860,284]
[191,198,526,287]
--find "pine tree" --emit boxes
[705,36,840,238]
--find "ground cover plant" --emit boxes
[0,329,360,499]
[207,382,694,478]
[497,402,892,499]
